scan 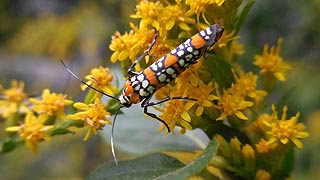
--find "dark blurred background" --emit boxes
[0,0,319,179]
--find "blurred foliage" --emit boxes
[0,0,319,179]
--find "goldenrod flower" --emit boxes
[255,139,276,154]
[158,100,193,133]
[174,61,202,94]
[254,38,291,81]
[215,89,253,120]
[162,4,195,31]
[247,113,272,135]
[230,40,245,56]
[186,0,225,23]
[155,63,202,105]
[68,98,111,141]
[0,80,29,118]
[29,89,73,117]
[185,82,217,116]
[130,1,164,30]
[231,72,267,102]
[109,23,154,67]
[154,84,175,101]
[6,111,54,152]
[148,35,175,62]
[263,105,309,148]
[131,1,194,34]
[81,66,118,100]
[216,30,239,49]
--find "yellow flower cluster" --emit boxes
[0,80,28,118]
[68,99,111,141]
[0,64,117,150]
[69,64,117,140]
[6,112,54,152]
[254,38,290,81]
[81,66,118,101]
[263,105,309,149]
[0,82,73,152]
[29,89,73,117]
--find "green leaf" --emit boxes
[49,120,83,136]
[1,139,17,153]
[204,55,234,91]
[84,89,96,104]
[105,97,122,115]
[49,127,75,136]
[155,138,218,180]
[279,149,295,178]
[235,0,255,35]
[86,153,184,180]
[87,139,218,180]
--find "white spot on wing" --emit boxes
[137,74,144,81]
[134,84,141,91]
[147,86,155,93]
[170,48,177,54]
[139,89,148,96]
[157,61,163,68]
[142,80,149,88]
[158,73,167,82]
[166,68,175,75]
[150,63,158,71]
[178,59,185,66]
[159,56,165,61]
[132,81,139,86]
[184,39,191,44]
[185,54,193,61]
[193,50,199,55]
[187,47,193,52]
[177,50,184,57]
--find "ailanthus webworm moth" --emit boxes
[61,24,224,165]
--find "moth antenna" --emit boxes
[60,59,118,101]
[111,105,123,166]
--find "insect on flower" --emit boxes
[61,24,224,165]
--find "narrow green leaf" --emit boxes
[49,120,83,136]
[68,119,85,128]
[106,98,122,115]
[204,55,234,90]
[279,149,295,178]
[86,153,184,180]
[1,139,16,153]
[155,138,219,180]
[235,0,255,34]
[49,128,75,136]
[84,89,96,104]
